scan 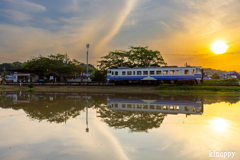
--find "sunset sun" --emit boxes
[211,40,228,55]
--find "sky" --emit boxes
[0,0,240,71]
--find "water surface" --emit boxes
[0,92,239,160]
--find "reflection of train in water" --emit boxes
[107,99,203,115]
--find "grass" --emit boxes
[156,85,240,92]
[0,85,158,94]
[200,79,240,86]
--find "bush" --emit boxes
[92,69,106,81]
[27,82,34,88]
[200,78,240,86]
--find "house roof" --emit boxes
[224,71,239,75]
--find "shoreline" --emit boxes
[0,85,240,96]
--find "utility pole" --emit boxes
[86,44,89,79]
[86,99,89,132]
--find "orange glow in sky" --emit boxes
[0,1,240,71]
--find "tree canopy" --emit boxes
[97,46,167,70]
[0,61,24,74]
[211,73,220,79]
[23,54,93,79]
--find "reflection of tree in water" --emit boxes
[24,101,84,123]
[97,105,166,133]
[8,94,87,123]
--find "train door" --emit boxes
[112,71,115,81]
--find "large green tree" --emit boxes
[97,46,167,70]
[23,54,84,79]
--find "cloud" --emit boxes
[1,0,46,22]
[4,0,46,12]
[2,10,32,22]
[94,0,138,54]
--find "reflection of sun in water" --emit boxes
[211,40,228,55]
[211,117,228,131]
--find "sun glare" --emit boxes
[211,40,228,55]
[211,117,228,131]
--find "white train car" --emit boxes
[107,66,203,84]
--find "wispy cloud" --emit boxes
[4,0,46,12]
[94,0,138,54]
[1,0,46,22]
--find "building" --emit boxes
[9,69,39,82]
[223,71,240,79]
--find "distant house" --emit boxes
[203,71,209,79]
[223,71,240,79]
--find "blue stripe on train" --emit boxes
[108,74,201,81]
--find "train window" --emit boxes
[156,105,161,110]
[122,71,126,75]
[192,69,195,74]
[137,71,142,75]
[196,68,200,73]
[127,71,132,75]
[192,107,195,112]
[133,71,135,75]
[143,71,148,75]
[122,104,126,108]
[108,70,111,74]
[133,104,136,108]
[143,105,148,109]
[137,104,142,109]
[150,105,155,109]
[176,106,179,110]
[115,71,118,75]
[163,106,168,110]
[185,106,189,111]
[150,71,155,75]
[115,104,118,108]
[176,70,179,74]
[127,104,132,108]
[112,71,114,75]
[170,106,175,110]
[170,70,175,75]
[163,70,168,75]
[157,71,161,75]
[184,70,189,75]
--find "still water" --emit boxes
[0,91,240,160]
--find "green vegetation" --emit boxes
[211,73,220,79]
[97,46,167,70]
[92,69,106,81]
[0,54,95,80]
[27,82,34,88]
[23,54,95,80]
[0,61,24,75]
[200,78,239,86]
[156,85,240,92]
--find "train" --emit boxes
[107,66,203,85]
[107,98,203,116]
